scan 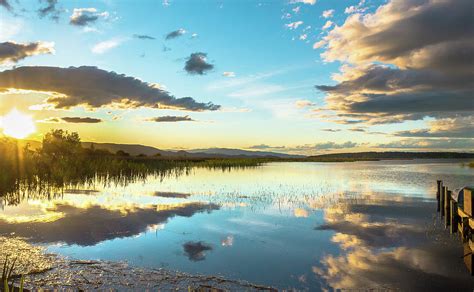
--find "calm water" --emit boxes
[1,160,473,290]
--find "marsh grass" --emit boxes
[1,256,24,292]
[0,130,268,205]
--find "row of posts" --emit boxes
[437,180,458,234]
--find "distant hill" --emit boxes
[187,148,303,158]
[17,140,474,160]
[310,151,474,160]
[81,143,302,158]
[82,142,172,157]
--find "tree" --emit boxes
[41,129,82,159]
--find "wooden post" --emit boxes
[437,180,442,212]
[445,190,451,228]
[451,199,458,234]
[462,217,469,242]
[441,186,447,217]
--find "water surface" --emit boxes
[1,160,473,290]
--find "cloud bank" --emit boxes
[0,66,220,111]
[315,0,474,125]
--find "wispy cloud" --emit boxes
[91,38,124,54]
[133,34,155,40]
[222,71,235,78]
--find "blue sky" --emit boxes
[0,0,472,153]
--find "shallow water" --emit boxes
[1,160,473,290]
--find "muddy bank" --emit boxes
[0,237,275,291]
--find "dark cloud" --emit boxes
[41,117,102,123]
[61,117,103,123]
[69,8,108,26]
[349,127,366,132]
[165,28,186,40]
[0,202,219,246]
[0,66,221,111]
[248,144,286,150]
[349,91,473,115]
[153,191,191,198]
[316,65,473,95]
[145,115,194,122]
[184,52,214,75]
[0,41,54,64]
[359,0,473,63]
[183,241,213,261]
[317,0,474,125]
[316,65,474,122]
[0,0,11,11]
[133,34,155,40]
[38,0,60,20]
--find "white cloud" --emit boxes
[295,100,315,108]
[312,40,326,49]
[299,34,307,40]
[290,0,316,5]
[322,20,333,30]
[322,9,334,18]
[222,71,235,77]
[286,21,304,30]
[91,38,124,54]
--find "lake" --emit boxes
[1,160,473,290]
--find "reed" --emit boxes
[0,130,267,204]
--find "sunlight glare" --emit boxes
[0,109,36,139]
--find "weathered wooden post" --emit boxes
[451,199,458,234]
[441,186,447,217]
[437,180,442,212]
[445,189,451,228]
[462,217,469,242]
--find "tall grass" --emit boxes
[0,130,266,205]
[1,256,24,292]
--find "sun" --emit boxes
[0,109,36,139]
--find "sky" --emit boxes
[0,0,472,155]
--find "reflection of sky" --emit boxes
[1,160,473,290]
